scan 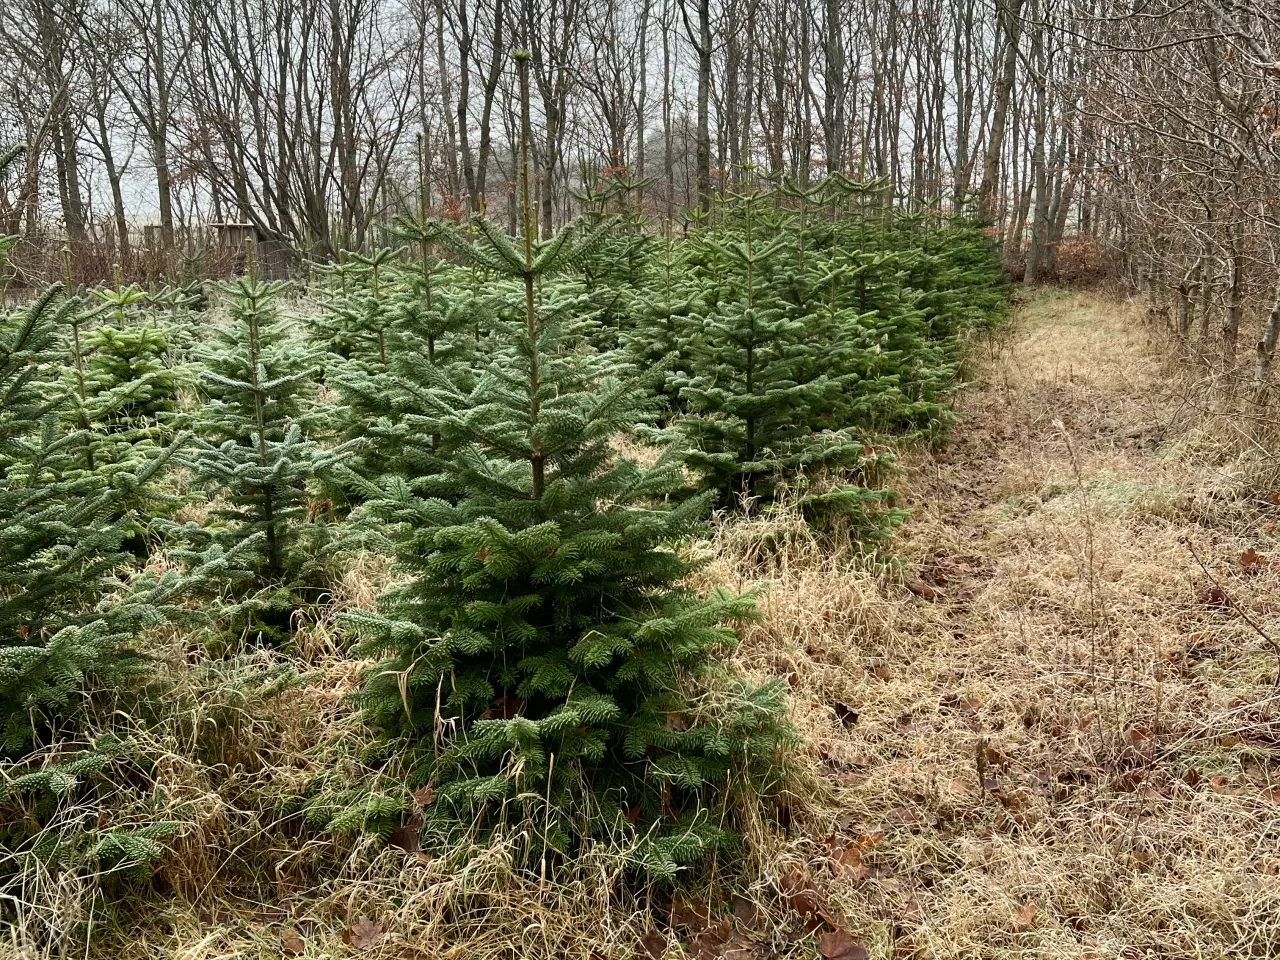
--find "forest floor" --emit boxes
[11,288,1280,960]
[745,286,1280,958]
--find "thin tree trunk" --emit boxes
[1253,283,1280,399]
[979,0,1020,222]
[1223,234,1243,368]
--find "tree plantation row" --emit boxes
[1,135,1005,903]
[4,0,1278,390]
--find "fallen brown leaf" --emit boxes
[281,927,305,957]
[830,840,869,881]
[669,899,709,930]
[692,917,732,960]
[1241,547,1268,574]
[832,701,859,727]
[341,917,385,952]
[388,814,422,853]
[1201,585,1229,608]
[1012,901,1039,930]
[818,929,869,960]
[906,579,943,601]
[731,893,764,930]
[779,867,831,927]
[639,930,667,959]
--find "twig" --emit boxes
[1182,536,1280,692]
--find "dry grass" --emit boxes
[5,288,1280,959]
[743,287,1280,959]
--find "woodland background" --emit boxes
[0,0,1275,317]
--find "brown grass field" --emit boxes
[6,288,1280,959]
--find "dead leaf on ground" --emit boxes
[828,839,870,880]
[281,927,305,957]
[387,814,422,853]
[1201,585,1229,608]
[1124,726,1152,748]
[886,806,926,827]
[779,867,831,927]
[639,930,667,959]
[832,701,859,727]
[731,893,764,930]
[818,929,870,960]
[1114,769,1146,792]
[906,580,943,601]
[940,691,983,713]
[721,932,764,960]
[1241,547,1268,574]
[983,744,1010,770]
[669,899,710,930]
[341,917,385,952]
[411,785,434,808]
[1012,901,1039,930]
[692,917,732,960]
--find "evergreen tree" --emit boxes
[145,280,210,371]
[309,247,399,365]
[181,273,345,641]
[669,185,884,523]
[620,235,701,414]
[324,202,483,495]
[348,53,793,877]
[0,286,183,752]
[79,323,184,443]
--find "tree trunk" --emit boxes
[1253,283,1280,399]
[682,0,712,215]
[1223,235,1243,368]
[978,0,1020,222]
[1197,252,1214,346]
[822,0,845,173]
[1176,261,1201,342]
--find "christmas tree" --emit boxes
[180,271,347,641]
[347,53,793,877]
[0,285,184,752]
[324,166,483,496]
[668,183,884,523]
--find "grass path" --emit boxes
[740,288,1280,958]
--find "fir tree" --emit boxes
[0,286,186,752]
[79,323,184,442]
[620,235,701,415]
[310,247,398,365]
[181,272,345,640]
[348,52,793,877]
[325,168,482,492]
[669,185,880,520]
